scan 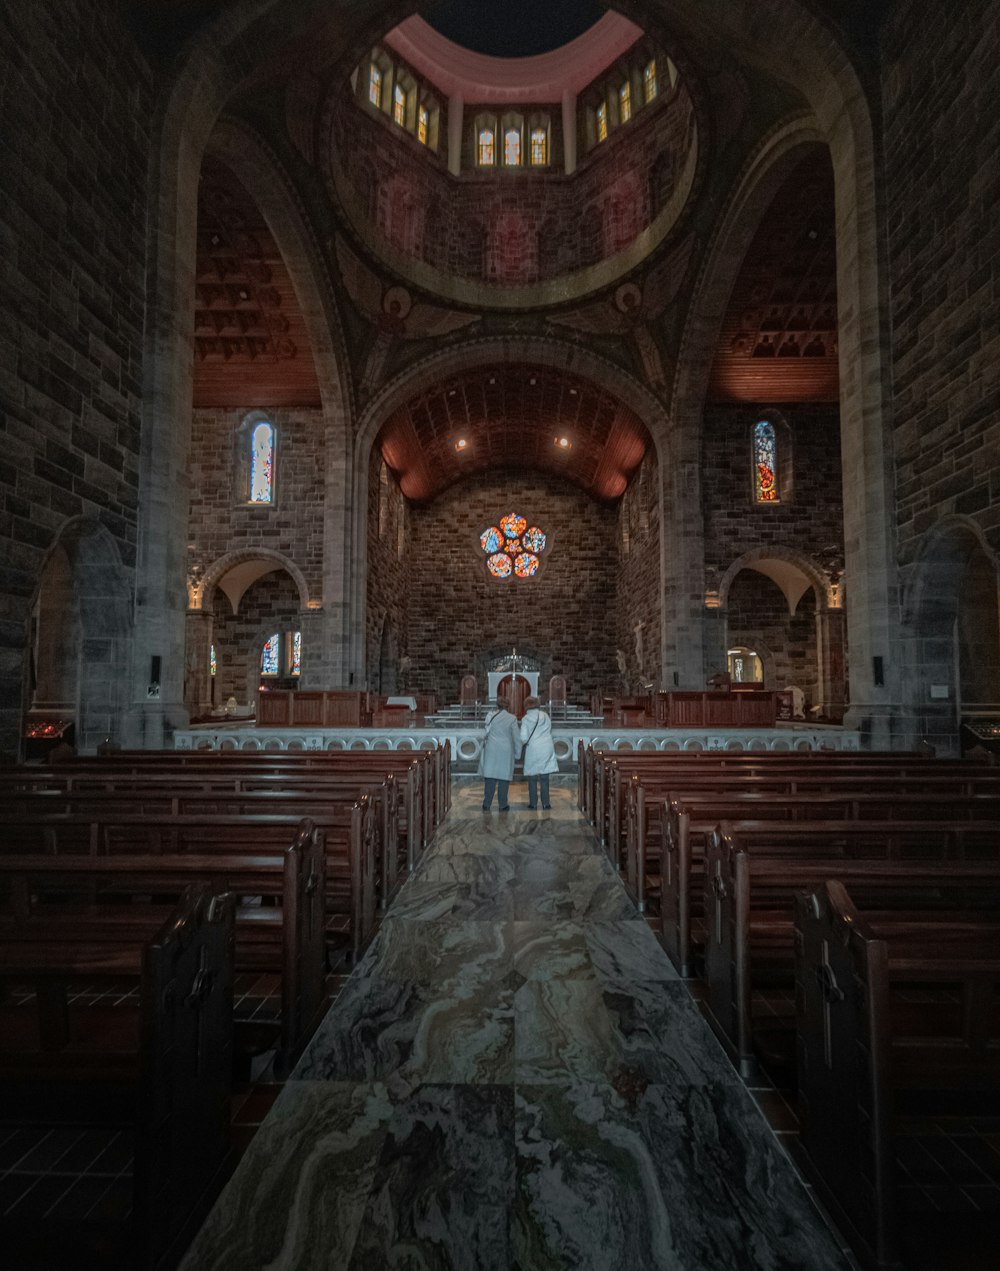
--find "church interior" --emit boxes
[2,1,1000,1268]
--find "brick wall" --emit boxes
[186,408,326,600]
[404,470,619,704]
[616,451,662,686]
[0,1,152,751]
[211,570,302,706]
[882,0,1000,564]
[332,82,694,285]
[366,449,409,690]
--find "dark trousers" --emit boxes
[527,775,551,808]
[482,778,509,810]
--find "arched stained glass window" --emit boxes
[369,65,383,108]
[619,82,632,124]
[754,420,780,503]
[478,128,495,166]
[291,630,302,676]
[210,644,217,676]
[261,633,280,676]
[393,84,407,126]
[481,513,547,581]
[530,128,547,165]
[643,60,658,104]
[418,105,429,145]
[504,128,521,166]
[596,102,608,142]
[249,421,274,504]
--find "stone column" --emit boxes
[815,605,847,721]
[321,399,354,689]
[659,421,707,690]
[184,609,214,717]
[448,93,464,176]
[296,608,327,689]
[703,603,728,685]
[562,91,577,174]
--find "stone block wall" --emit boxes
[404,470,619,704]
[727,572,820,707]
[186,408,326,602]
[211,570,302,706]
[616,452,662,687]
[702,403,845,583]
[0,1,152,752]
[883,0,1000,563]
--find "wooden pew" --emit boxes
[795,880,1000,1271]
[0,820,326,1069]
[0,794,378,963]
[591,749,1000,861]
[647,788,1000,974]
[1,752,430,877]
[0,885,235,1270]
[702,824,1000,1077]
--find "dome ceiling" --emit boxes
[426,0,606,58]
[376,365,649,503]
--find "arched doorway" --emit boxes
[29,520,131,751]
[905,519,1000,750]
[377,617,399,695]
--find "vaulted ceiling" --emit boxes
[193,159,320,409]
[377,366,650,503]
[708,152,839,403]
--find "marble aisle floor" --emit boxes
[181,782,851,1271]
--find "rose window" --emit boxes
[480,512,548,580]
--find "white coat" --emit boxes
[519,708,559,776]
[478,708,521,780]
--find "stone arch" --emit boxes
[718,546,834,612]
[901,516,1000,752]
[29,518,132,753]
[717,546,843,720]
[147,0,885,724]
[672,102,893,738]
[133,96,351,744]
[350,335,670,682]
[195,547,312,613]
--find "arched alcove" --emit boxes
[903,518,1000,751]
[29,520,131,751]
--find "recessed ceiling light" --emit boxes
[555,436,571,449]
[448,389,457,397]
[529,377,536,386]
[455,438,468,451]
[488,376,496,385]
[569,388,577,395]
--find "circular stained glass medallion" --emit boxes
[513,553,540,579]
[488,553,513,579]
[480,526,502,553]
[523,526,546,552]
[500,512,527,540]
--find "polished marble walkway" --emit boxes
[181,782,849,1270]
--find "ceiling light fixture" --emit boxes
[555,436,571,449]
[455,438,468,451]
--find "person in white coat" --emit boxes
[479,698,521,811]
[519,696,559,810]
